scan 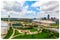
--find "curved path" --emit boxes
[9,27,59,39]
[12,29,42,38]
[9,28,15,39]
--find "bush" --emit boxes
[34,25,38,27]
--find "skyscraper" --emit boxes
[47,14,50,20]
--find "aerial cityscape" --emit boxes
[1,0,59,39]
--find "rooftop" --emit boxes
[33,20,56,24]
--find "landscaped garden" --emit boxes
[14,27,38,32]
[12,29,59,39]
[3,22,59,39]
[48,21,59,28]
[13,30,21,36]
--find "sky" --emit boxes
[1,0,59,19]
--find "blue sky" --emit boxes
[1,1,40,18]
[23,1,40,18]
[1,0,59,18]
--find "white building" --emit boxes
[1,21,9,36]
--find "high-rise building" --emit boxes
[47,14,50,20]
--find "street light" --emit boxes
[8,12,12,27]
[8,15,11,27]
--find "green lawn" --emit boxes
[39,23,59,28]
[4,27,13,39]
[50,23,59,28]
[24,22,30,24]
[50,22,59,26]
[12,29,59,39]
[30,28,37,32]
[16,28,37,32]
[13,30,21,36]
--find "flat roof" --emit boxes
[33,20,56,24]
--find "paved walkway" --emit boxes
[9,27,59,39]
[13,33,24,38]
[15,29,39,34]
[9,28,15,39]
[11,28,42,38]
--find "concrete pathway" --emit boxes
[13,33,24,38]
[9,27,59,39]
[9,28,15,39]
[11,28,42,38]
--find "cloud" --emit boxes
[3,1,23,12]
[2,1,28,18]
[1,15,8,18]
[2,1,40,18]
[1,0,59,18]
[31,0,59,18]
[31,0,59,7]
[41,1,59,18]
[41,1,59,11]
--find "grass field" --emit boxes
[15,28,37,32]
[50,23,59,28]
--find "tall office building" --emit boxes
[47,14,50,20]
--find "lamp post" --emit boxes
[8,15,10,22]
[8,15,11,27]
[8,12,13,27]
